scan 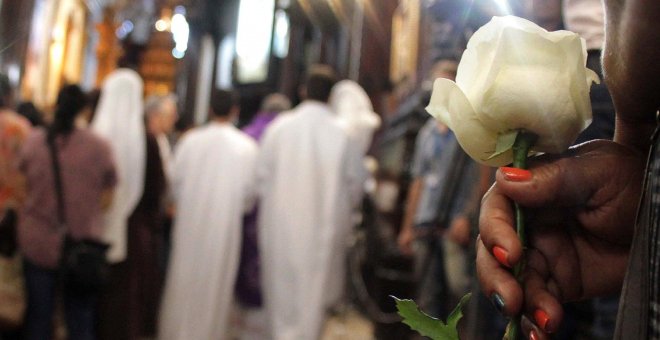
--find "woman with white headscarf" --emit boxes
[91,68,146,263]
[329,80,381,156]
[92,67,166,340]
[325,80,380,308]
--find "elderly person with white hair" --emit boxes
[242,93,291,142]
[145,94,178,179]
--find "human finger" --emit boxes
[499,140,646,212]
[521,315,549,340]
[476,236,523,317]
[522,249,564,334]
[496,158,594,209]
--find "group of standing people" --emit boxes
[160,64,380,340]
[0,61,178,340]
[1,61,380,340]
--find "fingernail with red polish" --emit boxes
[534,309,550,332]
[500,167,532,182]
[492,245,511,268]
[529,329,540,340]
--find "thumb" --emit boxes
[496,140,645,211]
[496,156,596,208]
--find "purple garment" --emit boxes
[235,111,278,307]
[235,209,262,307]
[242,111,279,141]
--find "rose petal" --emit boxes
[555,33,598,131]
[426,78,512,166]
[455,19,502,114]
[492,16,548,34]
[471,26,591,153]
[433,15,598,166]
[456,16,553,110]
[480,65,583,153]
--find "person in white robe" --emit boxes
[91,67,146,263]
[328,79,381,156]
[258,65,364,340]
[158,89,258,340]
[326,80,380,308]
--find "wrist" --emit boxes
[613,114,656,153]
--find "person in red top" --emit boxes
[18,85,117,340]
[0,73,30,257]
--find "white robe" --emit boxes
[257,101,363,340]
[158,122,258,340]
[91,68,146,263]
[327,80,380,306]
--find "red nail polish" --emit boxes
[492,246,511,268]
[529,330,540,340]
[534,309,550,332]
[500,167,532,181]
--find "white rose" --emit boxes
[426,16,599,166]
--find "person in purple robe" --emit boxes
[242,93,291,141]
[236,93,291,307]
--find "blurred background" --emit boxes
[2,0,609,339]
[0,0,527,127]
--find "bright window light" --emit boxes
[273,9,290,58]
[235,0,275,83]
[216,35,235,89]
[172,48,185,59]
[171,13,189,52]
[493,0,512,15]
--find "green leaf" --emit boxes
[392,293,472,340]
[502,320,518,340]
[486,130,519,160]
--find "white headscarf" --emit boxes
[329,80,381,155]
[91,68,146,263]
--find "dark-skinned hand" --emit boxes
[476,140,646,338]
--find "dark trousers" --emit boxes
[23,260,97,340]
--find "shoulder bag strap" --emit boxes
[46,134,66,231]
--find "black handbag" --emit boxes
[47,134,110,293]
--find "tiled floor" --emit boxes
[321,309,374,340]
[230,304,375,339]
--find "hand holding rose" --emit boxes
[477,140,645,338]
[424,15,601,339]
[397,14,655,339]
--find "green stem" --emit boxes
[505,131,537,340]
